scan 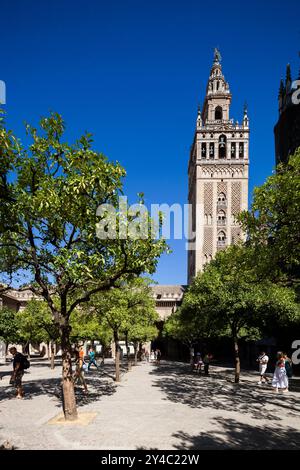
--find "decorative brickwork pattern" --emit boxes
[231,227,241,244]
[204,182,213,214]
[203,227,213,255]
[217,181,227,196]
[231,181,241,215]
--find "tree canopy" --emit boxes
[173,245,300,382]
[239,149,300,287]
[0,111,167,419]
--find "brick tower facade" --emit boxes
[187,49,249,283]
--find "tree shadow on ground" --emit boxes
[172,417,300,449]
[0,363,127,407]
[150,363,300,420]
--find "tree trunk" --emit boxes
[189,345,194,370]
[114,330,120,382]
[133,342,138,366]
[101,344,105,365]
[125,333,131,371]
[138,342,143,361]
[61,325,78,421]
[50,340,55,370]
[233,336,240,383]
[22,341,30,356]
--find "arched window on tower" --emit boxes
[217,231,226,246]
[217,210,226,226]
[201,142,206,159]
[217,192,226,207]
[218,134,226,159]
[215,106,223,120]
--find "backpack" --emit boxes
[285,360,292,378]
[22,356,30,370]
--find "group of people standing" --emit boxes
[191,352,213,375]
[257,350,293,392]
[147,349,161,364]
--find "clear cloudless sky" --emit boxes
[1,0,300,285]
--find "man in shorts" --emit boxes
[9,347,26,398]
[257,351,269,384]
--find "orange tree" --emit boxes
[0,110,167,419]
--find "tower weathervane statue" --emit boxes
[187,49,249,283]
[214,47,222,64]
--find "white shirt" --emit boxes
[259,354,269,364]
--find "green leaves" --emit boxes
[0,112,167,322]
[238,149,300,285]
[168,245,300,346]
[91,277,159,343]
[0,306,18,343]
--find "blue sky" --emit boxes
[1,0,300,285]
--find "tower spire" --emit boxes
[285,63,292,91]
[279,79,285,97]
[202,48,231,122]
[196,104,202,128]
[243,101,249,127]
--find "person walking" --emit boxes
[203,353,212,376]
[145,350,150,362]
[9,347,29,399]
[272,351,289,393]
[156,349,161,365]
[195,352,203,373]
[73,347,88,394]
[88,347,98,371]
[256,351,270,384]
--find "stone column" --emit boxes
[212,179,218,257]
[227,140,231,160]
[227,179,232,245]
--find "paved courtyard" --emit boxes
[0,359,300,450]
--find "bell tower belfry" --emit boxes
[187,49,249,283]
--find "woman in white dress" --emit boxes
[272,352,289,393]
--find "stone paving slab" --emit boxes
[0,359,300,450]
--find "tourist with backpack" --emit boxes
[9,347,30,399]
